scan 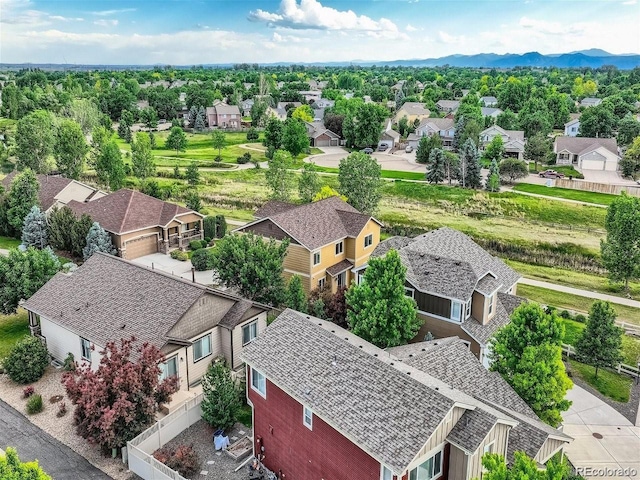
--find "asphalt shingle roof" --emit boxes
[68,189,196,234]
[447,409,498,453]
[461,293,526,345]
[326,259,353,277]
[555,136,618,156]
[2,173,73,211]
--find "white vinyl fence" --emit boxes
[127,394,204,480]
[561,343,640,378]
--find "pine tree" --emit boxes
[188,106,198,128]
[452,117,466,152]
[194,108,206,132]
[486,159,501,192]
[200,361,241,432]
[83,222,117,260]
[459,138,482,188]
[21,206,48,249]
[286,275,307,313]
[575,301,623,379]
[425,148,446,184]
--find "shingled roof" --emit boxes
[461,293,526,345]
[242,310,518,475]
[371,227,520,302]
[554,136,619,157]
[23,253,265,351]
[67,189,199,234]
[240,197,381,251]
[1,172,86,211]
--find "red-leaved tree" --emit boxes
[62,337,179,451]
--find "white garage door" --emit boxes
[581,159,605,171]
[124,235,158,259]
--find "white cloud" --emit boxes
[50,15,84,22]
[437,31,464,44]
[94,19,118,27]
[406,24,418,32]
[248,0,402,36]
[91,8,136,16]
[622,0,636,4]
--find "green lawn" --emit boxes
[506,260,640,302]
[517,283,640,326]
[567,359,631,403]
[0,310,29,360]
[314,165,427,181]
[0,236,20,250]
[560,318,640,365]
[512,184,616,206]
[529,164,584,179]
[237,404,252,428]
[561,318,585,346]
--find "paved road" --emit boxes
[0,399,111,479]
[519,278,640,309]
[562,386,640,479]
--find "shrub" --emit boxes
[4,336,50,384]
[170,250,189,261]
[246,127,259,141]
[204,237,212,244]
[214,155,222,163]
[153,444,199,477]
[559,310,572,319]
[63,352,75,372]
[26,394,43,415]
[574,314,587,323]
[23,386,35,398]
[237,152,252,164]
[191,248,215,271]
[201,360,241,432]
[189,240,203,251]
[57,402,67,418]
[544,305,557,316]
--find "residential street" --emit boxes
[0,399,112,479]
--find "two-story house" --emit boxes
[205,101,241,128]
[393,102,431,125]
[242,309,571,480]
[564,115,581,137]
[23,253,270,411]
[234,197,382,293]
[436,99,460,113]
[479,125,526,160]
[370,228,522,366]
[554,136,620,171]
[407,118,456,150]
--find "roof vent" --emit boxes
[406,372,411,375]
[331,355,337,367]
[331,330,335,333]
[421,348,426,352]
[359,345,363,348]
[317,322,322,326]
[435,387,439,391]
[344,337,349,341]
[374,353,378,357]
[390,362,394,366]
[409,354,413,357]
[75,306,81,311]
[121,324,126,330]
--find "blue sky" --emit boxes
[1,0,638,64]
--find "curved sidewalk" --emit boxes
[519,278,640,309]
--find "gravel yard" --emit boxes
[0,367,135,480]
[160,420,254,480]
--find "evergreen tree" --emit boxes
[575,301,623,379]
[131,132,156,180]
[298,162,321,203]
[200,361,241,432]
[425,148,446,184]
[490,303,572,427]
[71,214,93,258]
[486,159,501,192]
[117,110,133,143]
[6,169,40,236]
[188,106,198,128]
[415,134,442,165]
[185,191,201,212]
[83,222,117,260]
[21,206,48,249]
[285,275,307,313]
[452,117,466,152]
[47,206,76,252]
[194,107,206,131]
[459,138,482,188]
[263,116,283,151]
[345,249,420,348]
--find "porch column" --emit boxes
[199,219,204,240]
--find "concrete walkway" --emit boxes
[0,399,111,479]
[132,252,215,285]
[562,385,640,479]
[519,278,640,309]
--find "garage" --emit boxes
[312,130,340,147]
[124,235,158,259]
[581,159,606,170]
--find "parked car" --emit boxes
[405,145,414,153]
[539,169,565,179]
[361,147,373,154]
[378,144,388,152]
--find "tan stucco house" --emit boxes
[23,253,270,408]
[68,189,204,260]
[234,196,382,294]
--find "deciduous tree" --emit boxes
[291,104,314,123]
[265,150,294,201]
[200,360,241,432]
[298,162,320,203]
[263,116,283,151]
[285,275,307,313]
[484,135,505,163]
[54,119,89,179]
[165,126,187,155]
[617,113,640,146]
[211,130,226,161]
[16,110,55,173]
[210,233,289,305]
[481,452,568,480]
[524,133,551,172]
[338,152,382,215]
[415,134,442,165]
[0,447,52,480]
[346,249,420,348]
[6,169,39,236]
[575,301,623,379]
[281,118,309,157]
[579,104,616,138]
[131,132,156,180]
[499,158,528,183]
[62,338,178,451]
[185,161,200,185]
[312,186,346,202]
[95,140,125,191]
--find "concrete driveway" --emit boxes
[132,252,215,286]
[562,385,640,479]
[308,148,426,173]
[581,170,636,185]
[0,399,111,479]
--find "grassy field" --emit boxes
[567,359,632,403]
[314,165,427,181]
[561,318,640,365]
[0,236,21,250]
[517,283,640,326]
[0,310,29,360]
[512,183,616,206]
[506,260,640,302]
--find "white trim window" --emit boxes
[313,252,321,266]
[335,241,344,255]
[409,450,443,480]
[364,234,373,248]
[80,337,91,361]
[242,321,258,346]
[404,287,415,299]
[488,294,495,315]
[381,465,393,480]
[318,277,326,289]
[251,368,266,398]
[303,406,313,430]
[160,355,178,380]
[450,300,462,322]
[465,300,471,319]
[193,334,212,362]
[483,441,494,455]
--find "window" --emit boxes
[160,356,178,380]
[303,406,313,429]
[337,272,346,288]
[483,442,494,455]
[193,334,212,362]
[313,252,321,265]
[409,450,443,480]
[251,368,266,397]
[488,294,495,315]
[335,241,343,255]
[381,465,393,480]
[318,277,326,289]
[404,287,415,299]
[465,300,471,319]
[80,337,91,361]
[559,153,570,161]
[451,300,462,322]
[242,321,258,346]
[364,234,373,248]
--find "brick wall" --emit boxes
[247,366,390,480]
